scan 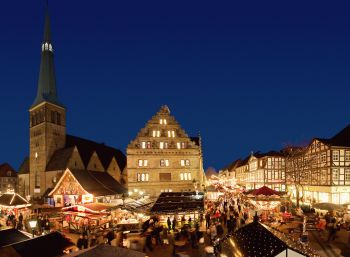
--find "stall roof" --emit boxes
[0,232,74,257]
[220,220,311,257]
[0,229,30,247]
[150,192,204,214]
[0,193,30,207]
[62,203,113,214]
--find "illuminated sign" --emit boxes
[82,194,93,204]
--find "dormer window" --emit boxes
[152,130,160,137]
[141,141,151,149]
[160,119,167,125]
[7,171,11,177]
[167,130,175,138]
[159,142,168,149]
[177,142,186,149]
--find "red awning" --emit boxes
[249,186,282,196]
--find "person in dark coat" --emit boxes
[90,235,97,247]
[83,235,89,249]
[205,213,211,229]
[77,235,84,250]
[106,230,115,245]
[172,217,176,231]
[167,217,172,231]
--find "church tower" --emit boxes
[29,7,66,197]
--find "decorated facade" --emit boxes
[48,168,126,207]
[127,106,205,197]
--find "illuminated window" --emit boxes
[160,119,167,125]
[152,130,160,137]
[177,142,186,149]
[159,142,168,149]
[180,160,190,166]
[346,151,350,161]
[333,151,339,161]
[141,141,151,149]
[321,152,326,163]
[332,169,339,184]
[160,159,169,167]
[138,160,148,167]
[180,172,191,181]
[167,130,175,138]
[137,173,149,182]
[345,169,350,181]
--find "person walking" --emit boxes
[172,217,176,231]
[167,217,172,231]
[205,212,211,229]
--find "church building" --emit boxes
[18,8,126,200]
[127,106,205,197]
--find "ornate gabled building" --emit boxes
[232,151,286,191]
[287,124,350,205]
[127,105,204,197]
[18,8,126,200]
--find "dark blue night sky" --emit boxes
[1,1,350,170]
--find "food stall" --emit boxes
[150,191,205,227]
[61,203,112,233]
[0,192,31,226]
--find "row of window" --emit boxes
[136,172,192,182]
[332,168,350,182]
[141,141,187,149]
[152,130,176,138]
[138,159,191,167]
[332,151,350,161]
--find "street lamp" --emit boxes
[29,219,37,238]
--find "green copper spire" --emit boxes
[32,5,63,108]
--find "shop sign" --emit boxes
[82,194,93,203]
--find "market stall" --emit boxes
[244,186,289,221]
[0,192,31,226]
[61,203,113,233]
[150,191,205,227]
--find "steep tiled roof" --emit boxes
[66,135,126,172]
[327,124,350,147]
[69,169,126,196]
[18,157,29,174]
[222,159,242,171]
[0,163,17,177]
[46,147,75,171]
